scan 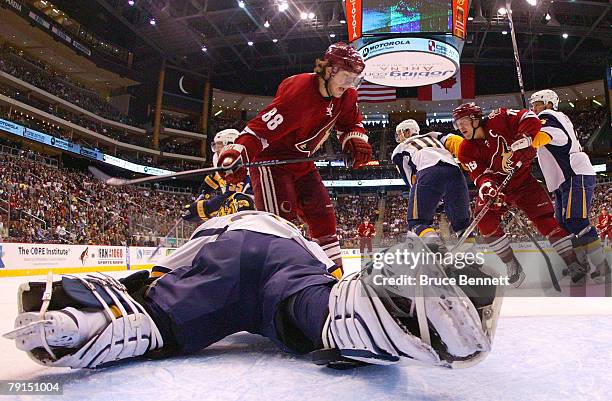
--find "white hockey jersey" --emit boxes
[536,110,595,192]
[391,133,458,187]
[155,211,335,271]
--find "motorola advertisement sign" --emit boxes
[358,38,459,87]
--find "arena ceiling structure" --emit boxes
[50,0,611,95]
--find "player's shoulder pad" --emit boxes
[391,141,409,159]
[276,73,313,97]
[537,110,564,129]
[457,137,479,162]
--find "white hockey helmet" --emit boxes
[211,128,240,152]
[395,119,420,142]
[529,89,559,110]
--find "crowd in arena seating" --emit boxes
[161,113,198,132]
[0,47,137,126]
[0,149,196,246]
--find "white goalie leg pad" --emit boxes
[322,236,500,369]
[323,272,440,365]
[4,273,164,369]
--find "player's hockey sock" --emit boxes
[486,235,515,264]
[317,234,343,278]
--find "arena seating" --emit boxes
[0,148,196,246]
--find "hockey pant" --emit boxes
[143,230,335,356]
[407,162,471,239]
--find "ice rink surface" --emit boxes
[1,273,612,401]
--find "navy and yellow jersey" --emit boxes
[536,110,595,192]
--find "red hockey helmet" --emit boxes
[323,42,365,75]
[452,103,483,129]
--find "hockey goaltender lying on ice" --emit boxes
[4,209,502,371]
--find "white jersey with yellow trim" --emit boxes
[391,133,458,187]
[155,210,335,272]
[536,109,595,192]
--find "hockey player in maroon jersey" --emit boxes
[216,42,372,279]
[439,103,586,287]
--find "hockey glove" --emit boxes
[342,135,372,169]
[218,144,248,185]
[477,179,506,211]
[182,200,214,223]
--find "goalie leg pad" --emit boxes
[4,272,164,369]
[321,237,502,369]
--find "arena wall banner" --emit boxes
[0,243,127,276]
[128,246,178,270]
[0,117,173,175]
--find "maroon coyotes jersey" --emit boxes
[237,73,366,173]
[457,108,541,190]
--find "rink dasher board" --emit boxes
[0,243,176,277]
[0,242,609,279]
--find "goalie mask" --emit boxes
[321,234,502,369]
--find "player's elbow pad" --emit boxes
[531,131,552,148]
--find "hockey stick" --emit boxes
[507,210,561,292]
[148,216,183,262]
[506,0,527,108]
[88,154,341,187]
[451,161,523,253]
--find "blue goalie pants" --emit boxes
[142,230,336,355]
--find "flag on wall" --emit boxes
[357,83,397,103]
[417,64,475,101]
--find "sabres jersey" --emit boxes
[536,110,595,192]
[155,210,335,272]
[391,133,458,187]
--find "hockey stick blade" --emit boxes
[89,154,341,187]
[508,210,561,292]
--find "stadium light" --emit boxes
[497,7,507,15]
[502,30,508,35]
[128,0,135,6]
[329,33,336,38]
[562,33,568,38]
[278,2,288,12]
[149,18,156,25]
[264,20,270,28]
[238,1,245,9]
[308,12,315,20]
[300,12,308,20]
[201,46,207,52]
[339,19,346,24]
[545,13,551,20]
[247,41,254,46]
[272,38,278,43]
[526,0,537,6]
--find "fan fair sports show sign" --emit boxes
[358,38,460,87]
